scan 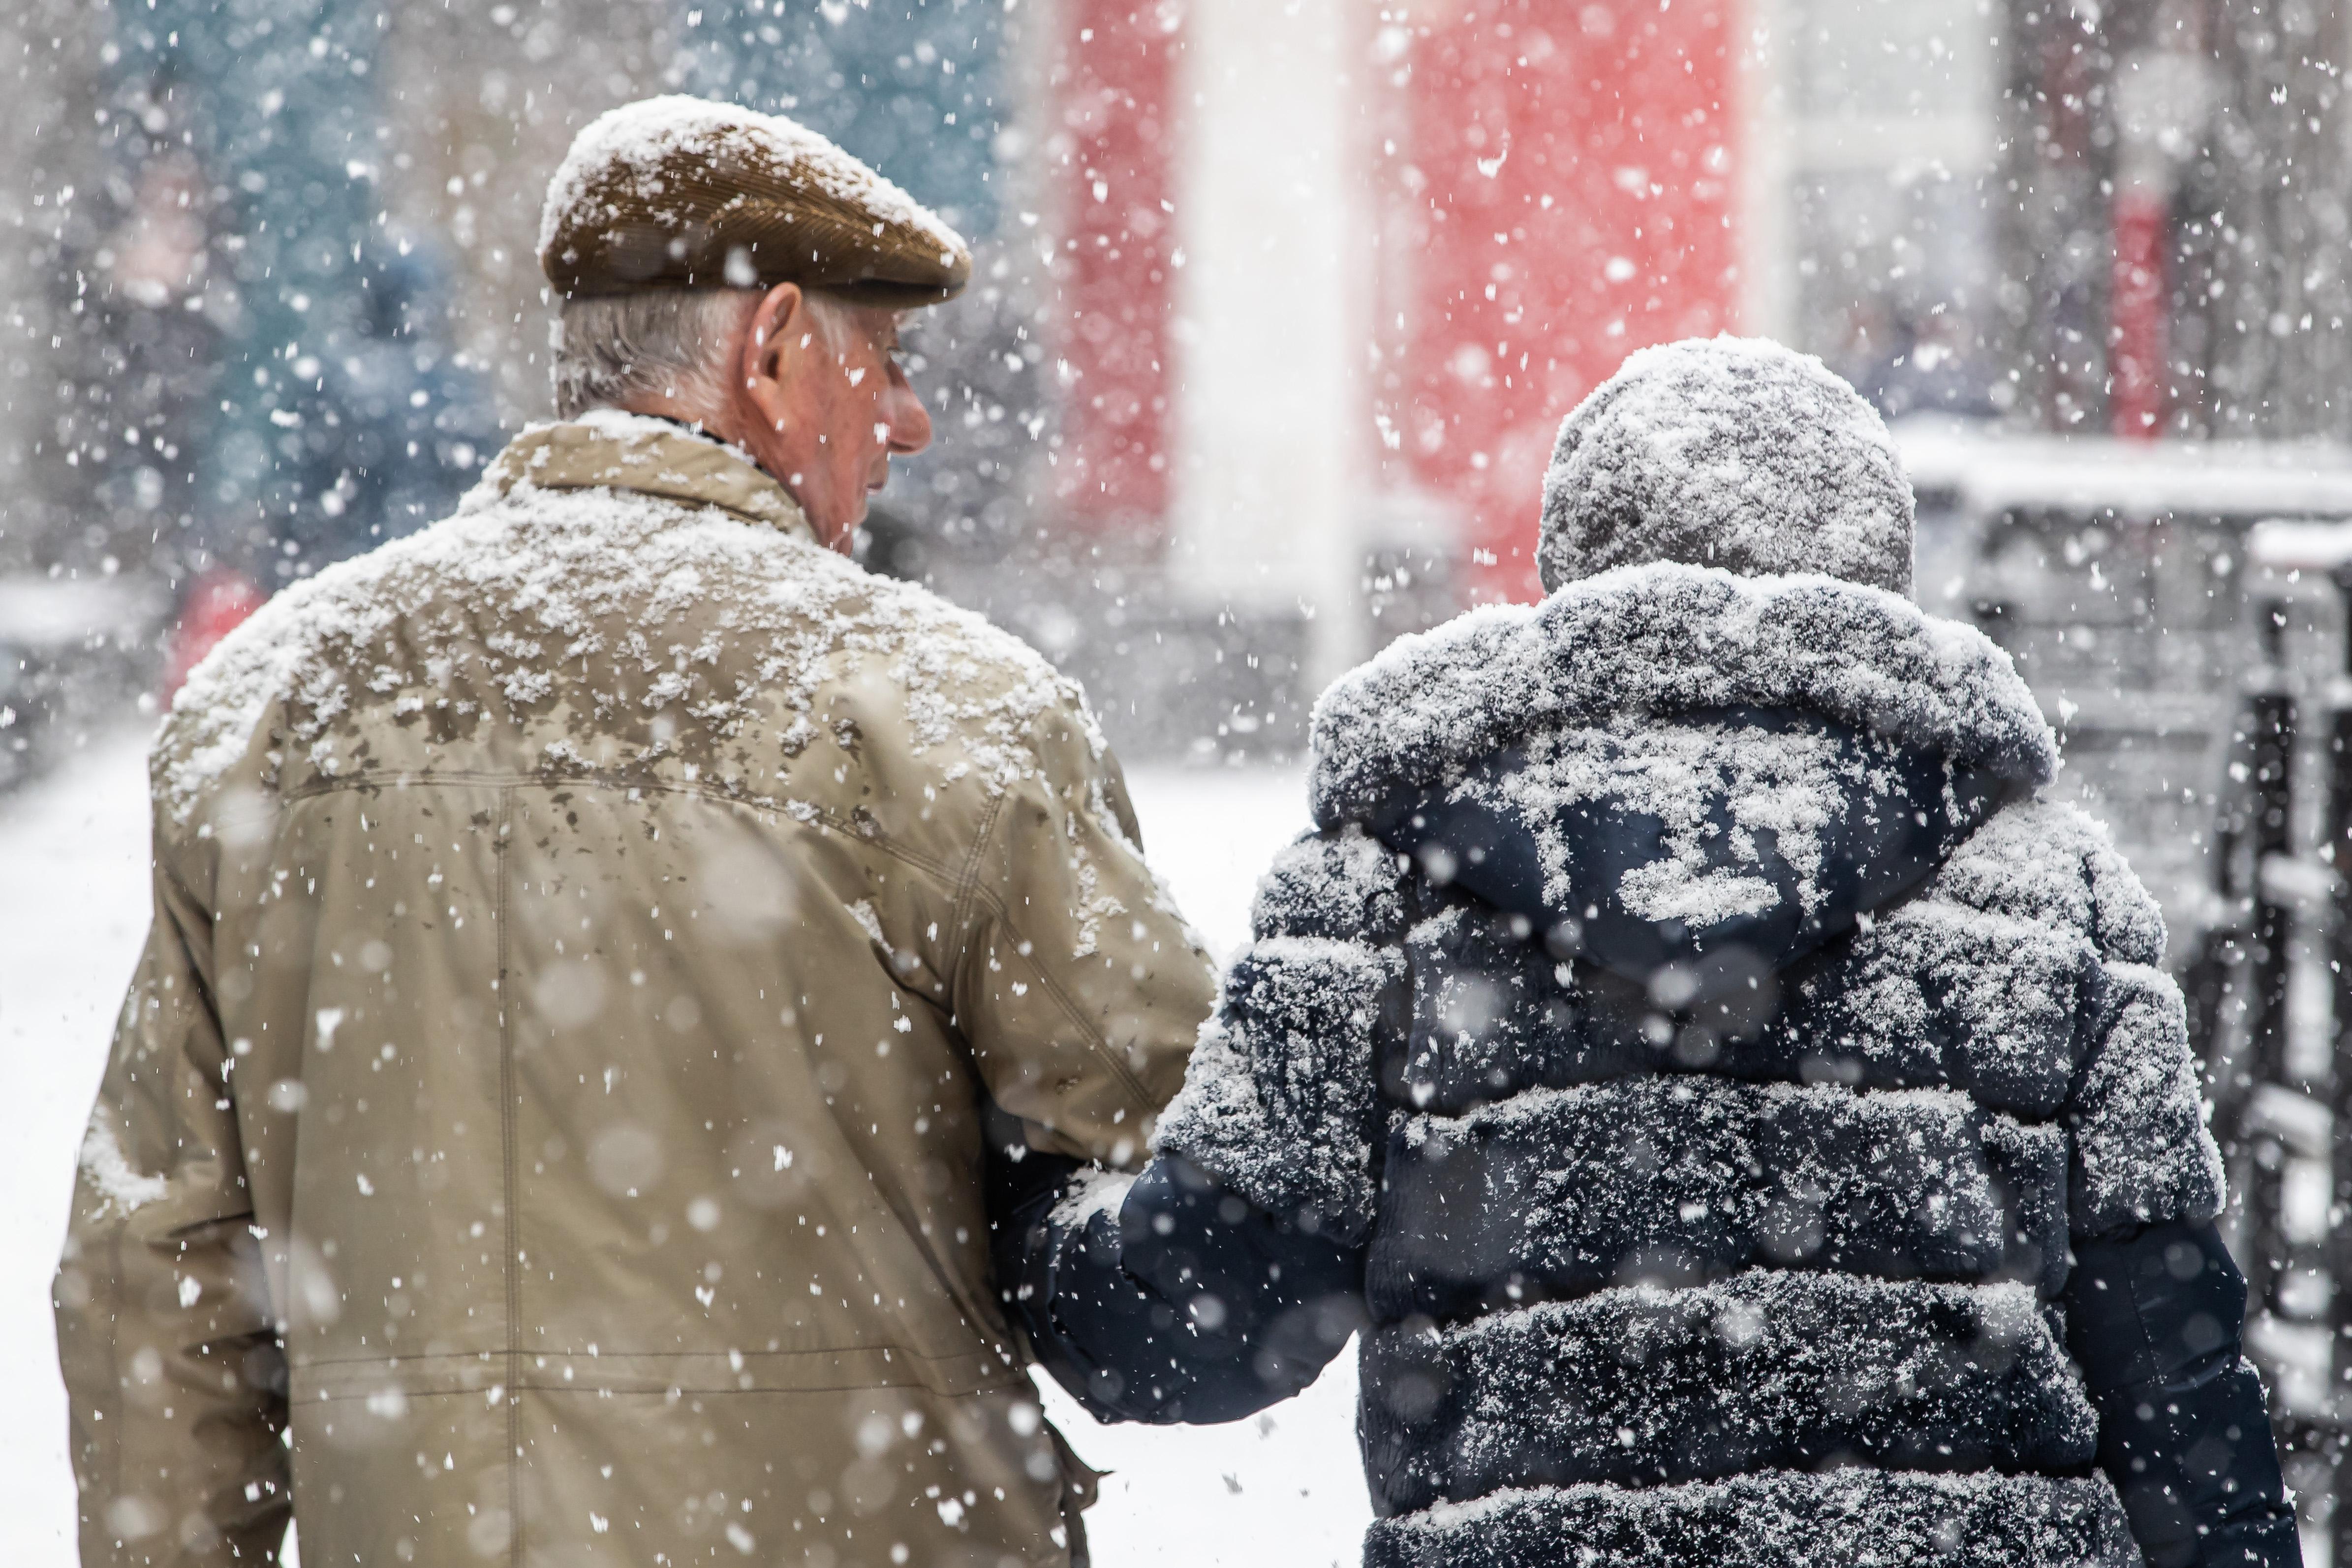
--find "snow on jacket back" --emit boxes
[1152,562,2293,1568]
[56,415,1218,1568]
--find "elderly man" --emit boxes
[56,97,1352,1568]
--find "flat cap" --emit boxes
[538,95,971,306]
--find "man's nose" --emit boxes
[882,377,932,458]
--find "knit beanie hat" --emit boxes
[1537,337,1915,596]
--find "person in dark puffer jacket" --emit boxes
[997,338,2298,1568]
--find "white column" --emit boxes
[1167,0,1368,691]
[1738,0,1800,343]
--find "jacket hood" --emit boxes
[1309,562,2057,832]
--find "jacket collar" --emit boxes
[477,410,817,543]
[1309,562,2059,830]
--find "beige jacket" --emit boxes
[57,412,1218,1568]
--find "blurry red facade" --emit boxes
[1049,0,1744,600]
[162,568,266,699]
[1385,0,1741,601]
[1049,1,1180,539]
[2108,185,2169,441]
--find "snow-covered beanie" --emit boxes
[1537,337,1914,597]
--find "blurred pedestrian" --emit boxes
[100,0,497,682]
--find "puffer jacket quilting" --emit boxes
[1153,565,2263,1568]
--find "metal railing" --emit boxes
[2188,587,2352,1555]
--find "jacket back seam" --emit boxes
[493,785,520,1568]
[945,792,1007,1015]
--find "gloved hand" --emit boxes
[992,1142,1362,1425]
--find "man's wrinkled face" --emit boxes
[727,287,932,552]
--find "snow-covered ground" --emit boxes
[0,726,155,1567]
[0,729,1367,1566]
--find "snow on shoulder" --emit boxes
[1308,562,2058,830]
[537,95,965,265]
[157,415,1095,824]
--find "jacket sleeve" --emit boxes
[55,840,288,1566]
[2063,1222,2300,1568]
[2063,959,2297,1568]
[986,1124,1362,1425]
[950,708,1218,1169]
[1147,935,1400,1248]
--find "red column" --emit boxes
[1382,0,1741,602]
[2109,184,2169,440]
[1049,2,1180,539]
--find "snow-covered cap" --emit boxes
[538,95,971,306]
[1537,337,1915,596]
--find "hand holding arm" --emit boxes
[990,1138,1361,1425]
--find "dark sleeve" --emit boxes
[2062,1220,2301,1568]
[989,1139,1363,1425]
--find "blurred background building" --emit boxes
[10,0,2352,906]
[0,0,1893,762]
[8,0,2349,1005]
[19,0,2345,755]
[12,0,2351,889]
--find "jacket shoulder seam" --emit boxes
[946,792,1007,967]
[960,875,1154,1111]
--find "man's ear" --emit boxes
[739,281,806,405]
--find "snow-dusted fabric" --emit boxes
[2072,963,2227,1234]
[1308,564,2057,832]
[536,95,969,303]
[1779,895,2098,1118]
[539,96,964,262]
[1250,825,1415,945]
[1174,563,2226,1565]
[1363,1473,2137,1568]
[1372,1078,2070,1322]
[1396,902,1579,1111]
[1536,338,1915,596]
[72,416,1218,1568]
[1471,712,1916,928]
[1929,796,2168,967]
[1377,707,1995,993]
[1150,938,1401,1243]
[161,410,1091,823]
[1360,1271,2097,1514]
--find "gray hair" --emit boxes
[550,286,867,420]
[551,288,758,419]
